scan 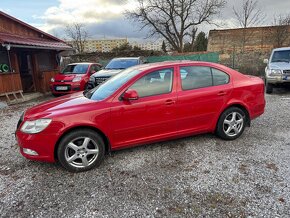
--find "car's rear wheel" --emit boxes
[216,107,246,140]
[57,129,105,172]
[265,81,273,94]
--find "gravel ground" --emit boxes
[0,90,290,217]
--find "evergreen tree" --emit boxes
[194,32,208,51]
[161,41,167,53]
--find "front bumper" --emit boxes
[266,75,290,84]
[16,130,58,162]
[50,82,81,94]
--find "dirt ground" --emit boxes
[0,90,289,217]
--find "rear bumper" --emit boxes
[16,130,58,162]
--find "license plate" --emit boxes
[56,86,68,91]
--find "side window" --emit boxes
[90,65,101,73]
[212,68,229,86]
[181,66,212,90]
[130,68,173,98]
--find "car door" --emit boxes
[176,65,233,133]
[110,67,178,149]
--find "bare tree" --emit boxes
[271,14,290,48]
[65,23,89,54]
[233,0,265,28]
[232,0,265,51]
[127,0,226,53]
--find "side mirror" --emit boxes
[123,89,139,101]
[263,59,269,64]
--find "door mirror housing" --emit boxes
[123,89,139,101]
[263,59,269,64]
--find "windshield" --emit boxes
[62,64,89,74]
[271,50,290,63]
[85,68,141,100]
[105,59,139,70]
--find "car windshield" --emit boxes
[105,59,138,70]
[62,64,89,74]
[271,50,290,63]
[85,68,141,100]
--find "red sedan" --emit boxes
[16,61,265,172]
[50,62,102,96]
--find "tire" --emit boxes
[265,81,273,94]
[57,129,105,172]
[216,107,246,140]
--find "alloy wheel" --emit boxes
[223,112,244,137]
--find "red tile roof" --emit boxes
[0,32,72,50]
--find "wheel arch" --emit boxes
[215,103,251,131]
[54,125,111,161]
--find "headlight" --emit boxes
[72,76,82,82]
[21,119,52,134]
[270,69,282,75]
[51,78,55,82]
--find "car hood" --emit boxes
[91,69,123,78]
[54,73,83,81]
[269,62,290,70]
[24,92,95,120]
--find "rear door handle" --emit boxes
[165,99,175,105]
[217,91,227,96]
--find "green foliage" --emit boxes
[161,41,167,53]
[194,32,208,52]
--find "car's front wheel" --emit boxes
[57,129,105,172]
[216,107,246,140]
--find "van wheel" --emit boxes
[216,107,246,140]
[265,82,273,94]
[57,129,105,172]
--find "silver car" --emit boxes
[264,47,290,94]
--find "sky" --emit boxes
[1,0,290,42]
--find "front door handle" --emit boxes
[165,99,175,105]
[217,91,227,96]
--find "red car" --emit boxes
[16,61,265,172]
[50,62,102,96]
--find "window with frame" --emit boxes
[130,68,173,98]
[212,68,229,86]
[181,66,212,90]
[180,66,230,90]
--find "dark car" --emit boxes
[88,57,145,88]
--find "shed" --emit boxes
[0,11,72,97]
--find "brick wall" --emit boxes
[207,25,290,75]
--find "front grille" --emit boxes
[95,77,109,85]
[283,70,290,75]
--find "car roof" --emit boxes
[132,61,226,71]
[272,47,290,52]
[111,57,141,60]
[68,62,99,65]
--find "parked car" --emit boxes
[16,61,265,172]
[264,47,290,94]
[88,57,145,88]
[50,62,102,96]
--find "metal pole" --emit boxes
[6,44,12,73]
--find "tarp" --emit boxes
[146,52,219,63]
